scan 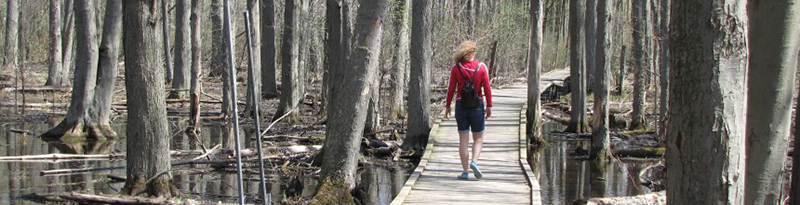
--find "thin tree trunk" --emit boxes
[566,0,588,133]
[170,0,191,99]
[40,0,100,140]
[630,0,646,130]
[87,0,122,138]
[217,0,235,119]
[274,0,301,123]
[46,0,64,86]
[745,0,800,204]
[187,0,203,136]
[591,0,613,160]
[791,37,800,205]
[666,0,748,203]
[584,0,596,91]
[62,0,75,86]
[324,0,343,118]
[121,0,177,197]
[261,0,279,98]
[400,0,433,154]
[527,0,544,146]
[4,0,19,69]
[245,0,262,118]
[657,0,669,137]
[161,0,173,83]
[210,0,225,77]
[616,46,626,95]
[389,0,411,120]
[317,0,388,200]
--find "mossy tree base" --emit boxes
[564,122,591,134]
[40,120,116,141]
[311,179,354,205]
[590,147,613,162]
[121,175,179,198]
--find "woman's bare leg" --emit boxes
[459,133,470,171]
[472,133,484,163]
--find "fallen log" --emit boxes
[3,86,71,93]
[613,147,664,158]
[59,192,170,205]
[0,150,217,161]
[582,191,666,205]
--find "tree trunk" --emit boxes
[40,0,100,140]
[217,0,235,119]
[274,0,301,123]
[657,0,670,137]
[4,0,19,69]
[666,0,748,203]
[170,0,191,99]
[401,0,433,155]
[46,0,64,86]
[261,0,279,98]
[121,0,177,197]
[745,0,800,204]
[317,0,388,200]
[591,0,612,160]
[630,0,646,130]
[466,0,474,37]
[324,0,343,118]
[161,0,173,83]
[616,46,625,95]
[187,0,203,136]
[566,0,588,133]
[584,0,596,91]
[389,0,411,120]
[62,0,76,86]
[791,38,800,205]
[245,0,262,118]
[88,0,122,139]
[527,0,544,146]
[210,0,225,77]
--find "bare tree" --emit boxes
[187,0,203,136]
[324,0,345,117]
[88,0,123,138]
[317,0,388,201]
[46,0,64,86]
[584,0,596,90]
[210,0,225,77]
[41,0,101,139]
[666,0,748,203]
[170,0,191,99]
[161,0,173,83]
[527,0,544,145]
[657,0,670,136]
[630,0,646,130]
[62,0,76,86]
[389,0,411,120]
[566,0,588,133]
[121,0,177,197]
[4,0,19,69]
[261,0,279,98]
[274,0,301,122]
[245,0,262,118]
[401,0,433,154]
[591,0,613,160]
[745,0,800,204]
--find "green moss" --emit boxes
[311,179,354,205]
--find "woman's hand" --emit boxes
[445,107,451,119]
[485,107,492,119]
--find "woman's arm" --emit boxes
[482,64,492,108]
[446,66,458,108]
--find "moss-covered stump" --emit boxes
[311,179,354,205]
[121,175,179,198]
[40,121,116,141]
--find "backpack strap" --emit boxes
[456,62,478,84]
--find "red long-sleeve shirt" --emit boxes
[446,60,492,108]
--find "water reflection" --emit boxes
[530,122,654,204]
[0,121,409,204]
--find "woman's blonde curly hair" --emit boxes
[453,40,478,63]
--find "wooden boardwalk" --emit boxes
[393,69,569,205]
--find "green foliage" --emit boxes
[311,179,355,205]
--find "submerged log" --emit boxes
[581,191,666,205]
[613,147,664,158]
[59,192,171,205]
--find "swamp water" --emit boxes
[0,121,407,204]
[530,122,657,204]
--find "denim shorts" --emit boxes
[455,98,486,134]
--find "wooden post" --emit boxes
[488,41,498,79]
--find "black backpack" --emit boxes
[457,63,481,109]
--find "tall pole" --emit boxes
[244,10,270,205]
[223,0,245,204]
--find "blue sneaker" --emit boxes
[470,161,483,178]
[457,171,469,180]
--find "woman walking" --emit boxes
[445,40,492,180]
